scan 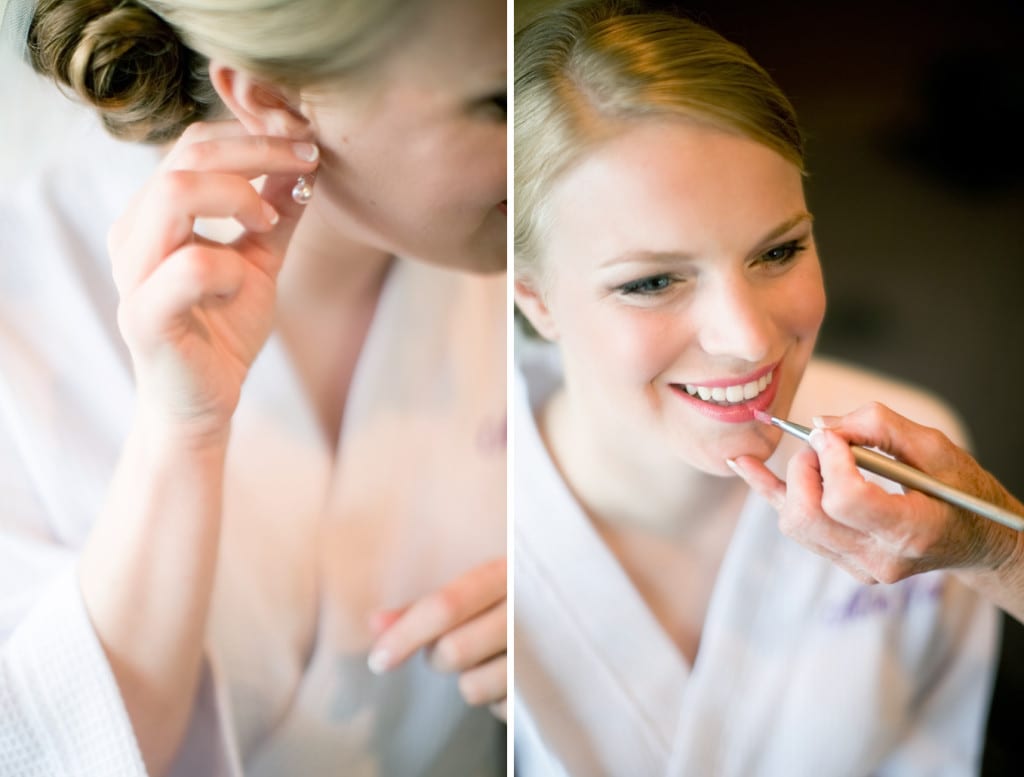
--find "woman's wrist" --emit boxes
[987,487,1024,573]
[955,481,1024,620]
[132,404,234,454]
[974,474,1024,570]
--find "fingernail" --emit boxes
[726,458,742,474]
[293,142,319,162]
[367,648,390,675]
[813,415,839,429]
[808,427,826,451]
[262,200,279,225]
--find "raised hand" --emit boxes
[109,120,319,439]
[78,121,318,774]
[729,402,1020,584]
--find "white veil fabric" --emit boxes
[0,0,34,58]
[0,0,97,184]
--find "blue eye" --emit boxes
[760,240,806,264]
[617,275,674,295]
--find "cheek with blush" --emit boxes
[576,308,694,389]
[786,260,827,337]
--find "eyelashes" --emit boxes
[760,239,806,265]
[613,239,809,298]
[616,275,676,295]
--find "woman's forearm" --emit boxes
[78,417,230,776]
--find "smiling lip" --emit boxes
[669,360,782,424]
[687,361,777,388]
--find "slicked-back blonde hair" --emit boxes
[514,0,805,280]
[29,0,416,143]
[142,0,413,86]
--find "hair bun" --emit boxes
[29,0,218,143]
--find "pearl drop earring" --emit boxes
[292,175,314,205]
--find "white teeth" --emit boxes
[680,369,775,406]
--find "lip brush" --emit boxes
[752,411,1024,532]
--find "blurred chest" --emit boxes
[209,262,506,751]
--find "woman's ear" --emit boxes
[209,61,311,139]
[514,278,559,341]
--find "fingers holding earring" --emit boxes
[289,141,320,205]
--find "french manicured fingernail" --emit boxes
[262,201,280,225]
[293,142,319,162]
[808,427,826,451]
[367,648,390,675]
[813,415,839,429]
[726,458,742,474]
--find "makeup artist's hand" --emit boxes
[367,557,507,720]
[729,402,1021,584]
[109,120,319,439]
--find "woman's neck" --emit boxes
[277,200,394,306]
[540,387,747,538]
[540,383,749,662]
[274,202,395,450]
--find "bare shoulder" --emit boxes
[793,356,971,449]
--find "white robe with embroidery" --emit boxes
[514,341,997,777]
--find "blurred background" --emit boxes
[0,48,97,183]
[517,1,1023,772]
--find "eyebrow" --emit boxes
[597,211,814,269]
[467,69,507,92]
[753,211,814,250]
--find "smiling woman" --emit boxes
[513,2,997,775]
[525,122,824,460]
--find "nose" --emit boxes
[695,271,775,363]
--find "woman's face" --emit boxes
[302,0,506,272]
[523,120,826,475]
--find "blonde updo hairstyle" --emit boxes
[514,0,806,283]
[28,0,415,144]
